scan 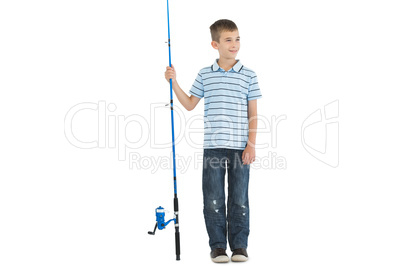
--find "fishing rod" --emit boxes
[148,0,181,261]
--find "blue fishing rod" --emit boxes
[148,0,181,261]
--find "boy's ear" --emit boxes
[211,41,219,50]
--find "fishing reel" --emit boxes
[148,206,177,235]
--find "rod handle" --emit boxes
[175,229,180,260]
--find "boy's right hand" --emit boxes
[165,65,176,84]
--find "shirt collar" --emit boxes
[211,59,243,72]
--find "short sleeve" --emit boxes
[189,72,204,99]
[248,73,262,101]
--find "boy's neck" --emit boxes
[218,58,238,71]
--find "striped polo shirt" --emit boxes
[189,59,262,150]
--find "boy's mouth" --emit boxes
[229,50,238,53]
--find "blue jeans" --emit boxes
[202,148,250,251]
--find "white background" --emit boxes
[1,0,401,267]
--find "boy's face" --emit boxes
[211,30,240,60]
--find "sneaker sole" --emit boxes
[231,255,248,262]
[211,255,230,263]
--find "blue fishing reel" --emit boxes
[148,206,177,235]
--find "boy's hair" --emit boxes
[209,19,238,43]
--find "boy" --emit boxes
[164,19,262,263]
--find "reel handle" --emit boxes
[148,223,157,235]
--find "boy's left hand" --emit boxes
[242,145,255,165]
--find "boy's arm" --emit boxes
[242,99,258,165]
[172,82,201,111]
[165,65,201,111]
[247,99,258,147]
